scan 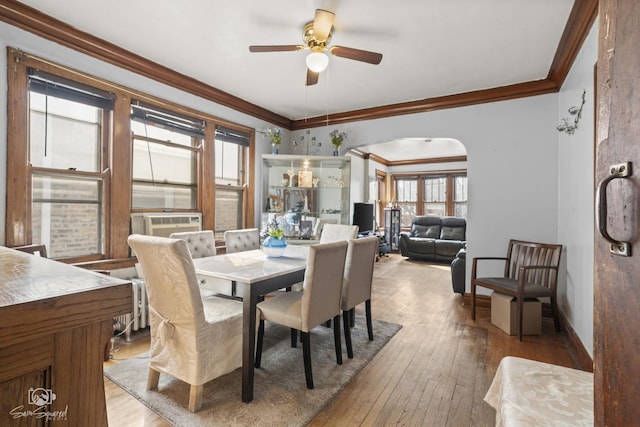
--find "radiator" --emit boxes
[113,278,149,342]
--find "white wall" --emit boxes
[556,19,598,357]
[349,155,366,214]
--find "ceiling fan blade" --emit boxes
[249,45,303,53]
[313,9,335,41]
[329,46,383,65]
[306,69,319,86]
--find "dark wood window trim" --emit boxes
[393,170,467,227]
[6,47,254,262]
[375,169,387,228]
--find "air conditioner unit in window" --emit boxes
[130,213,203,237]
[144,214,202,238]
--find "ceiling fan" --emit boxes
[249,9,383,86]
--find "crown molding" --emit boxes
[548,0,599,88]
[347,149,467,167]
[291,79,559,129]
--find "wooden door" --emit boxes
[595,0,640,424]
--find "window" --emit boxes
[395,177,418,228]
[214,127,250,239]
[28,70,113,259]
[394,171,467,229]
[423,176,447,216]
[131,102,203,210]
[454,175,468,217]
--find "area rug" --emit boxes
[104,317,401,426]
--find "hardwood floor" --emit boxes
[104,253,581,426]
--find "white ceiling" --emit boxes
[15,0,575,161]
[356,138,467,162]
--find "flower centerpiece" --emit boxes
[266,127,282,154]
[262,217,287,257]
[329,129,347,156]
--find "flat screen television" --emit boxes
[353,203,375,234]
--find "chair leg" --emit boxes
[188,384,203,412]
[291,328,298,348]
[365,299,373,341]
[147,368,160,390]
[333,314,343,365]
[516,296,524,341]
[349,307,355,328]
[255,320,264,368]
[471,281,477,321]
[343,310,353,359]
[301,331,314,389]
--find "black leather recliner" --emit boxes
[451,247,466,295]
[399,216,466,262]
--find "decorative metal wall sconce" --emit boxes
[557,90,586,135]
[293,130,322,155]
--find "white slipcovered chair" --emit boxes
[169,230,217,258]
[319,223,359,243]
[224,228,260,254]
[254,241,348,389]
[341,236,378,358]
[127,234,243,412]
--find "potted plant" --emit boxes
[262,218,287,257]
[266,127,282,154]
[329,129,347,156]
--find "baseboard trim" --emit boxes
[463,292,593,372]
[558,310,593,372]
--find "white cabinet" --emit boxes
[261,154,350,241]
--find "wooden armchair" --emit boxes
[471,239,563,340]
[12,244,48,258]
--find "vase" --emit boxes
[333,150,339,156]
[272,144,279,155]
[262,236,287,257]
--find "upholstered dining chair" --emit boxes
[224,228,260,254]
[170,229,236,297]
[127,234,243,412]
[341,236,378,358]
[317,224,359,327]
[169,230,217,258]
[319,223,359,243]
[254,241,348,389]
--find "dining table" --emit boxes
[192,244,309,403]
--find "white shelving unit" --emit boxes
[261,154,351,242]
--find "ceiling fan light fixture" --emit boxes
[306,51,329,72]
